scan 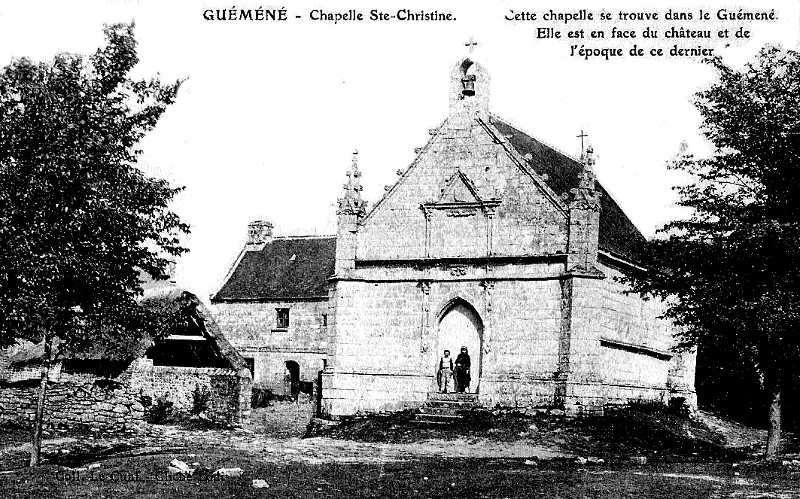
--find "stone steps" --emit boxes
[420,403,477,415]
[412,391,483,424]
[427,392,479,403]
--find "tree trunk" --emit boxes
[29,336,52,467]
[765,388,781,460]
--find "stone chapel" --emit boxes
[211,53,696,416]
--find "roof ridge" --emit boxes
[476,116,569,214]
[488,115,647,240]
[359,117,449,225]
[489,114,646,263]
[489,113,584,166]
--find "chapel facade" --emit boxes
[212,53,696,416]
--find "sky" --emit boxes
[1,1,798,303]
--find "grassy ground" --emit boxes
[2,401,800,497]
[316,404,773,462]
[2,452,800,498]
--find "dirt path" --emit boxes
[154,423,572,464]
[256,436,571,463]
[1,424,570,469]
[1,404,795,470]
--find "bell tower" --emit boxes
[449,38,490,120]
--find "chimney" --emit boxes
[246,220,273,246]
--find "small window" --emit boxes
[276,308,289,329]
[321,313,328,327]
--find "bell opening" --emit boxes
[461,75,476,97]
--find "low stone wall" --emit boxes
[129,361,251,423]
[0,359,252,431]
[0,371,145,433]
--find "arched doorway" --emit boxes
[436,300,483,393]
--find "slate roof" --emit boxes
[491,118,646,263]
[212,237,336,302]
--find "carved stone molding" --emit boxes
[480,280,495,313]
[448,265,468,276]
[445,207,477,218]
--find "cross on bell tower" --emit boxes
[464,36,478,53]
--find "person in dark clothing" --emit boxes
[454,346,471,393]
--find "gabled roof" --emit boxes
[491,118,646,263]
[212,236,336,302]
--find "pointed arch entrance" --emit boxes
[435,298,483,393]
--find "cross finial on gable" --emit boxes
[577,129,588,158]
[465,36,478,53]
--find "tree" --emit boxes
[0,23,188,466]
[627,46,800,460]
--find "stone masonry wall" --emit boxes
[323,263,570,415]
[476,278,564,408]
[324,279,431,415]
[0,358,250,430]
[323,259,696,416]
[565,262,696,411]
[357,119,567,261]
[130,359,250,423]
[214,300,328,392]
[0,370,145,433]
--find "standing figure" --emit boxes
[454,346,471,393]
[437,350,454,393]
[283,367,292,399]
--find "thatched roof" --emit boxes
[7,286,249,377]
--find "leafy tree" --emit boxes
[627,46,800,460]
[0,23,188,465]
